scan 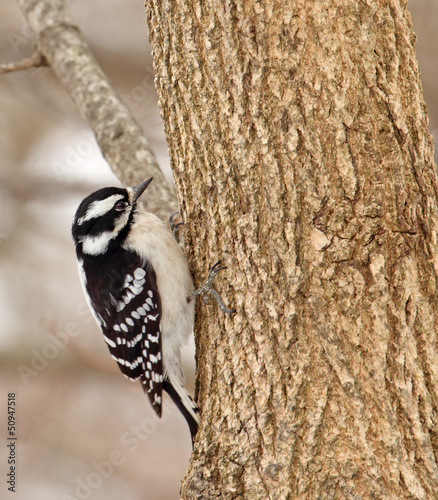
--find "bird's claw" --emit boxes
[190,261,235,314]
[169,212,184,243]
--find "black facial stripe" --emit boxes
[73,187,127,221]
[72,187,133,253]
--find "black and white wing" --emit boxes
[83,251,163,416]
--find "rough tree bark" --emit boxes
[146,0,438,498]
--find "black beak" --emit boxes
[132,177,153,204]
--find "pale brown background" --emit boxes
[0,1,436,499]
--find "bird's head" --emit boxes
[72,177,153,257]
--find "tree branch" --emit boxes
[15,0,177,217]
[0,51,46,75]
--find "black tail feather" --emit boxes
[163,379,199,444]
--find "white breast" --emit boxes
[123,208,195,381]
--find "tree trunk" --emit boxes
[146,0,438,498]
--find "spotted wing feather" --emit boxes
[82,250,163,416]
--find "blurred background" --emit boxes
[0,1,193,499]
[0,1,437,499]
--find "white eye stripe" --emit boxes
[79,194,125,224]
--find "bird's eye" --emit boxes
[114,201,127,211]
